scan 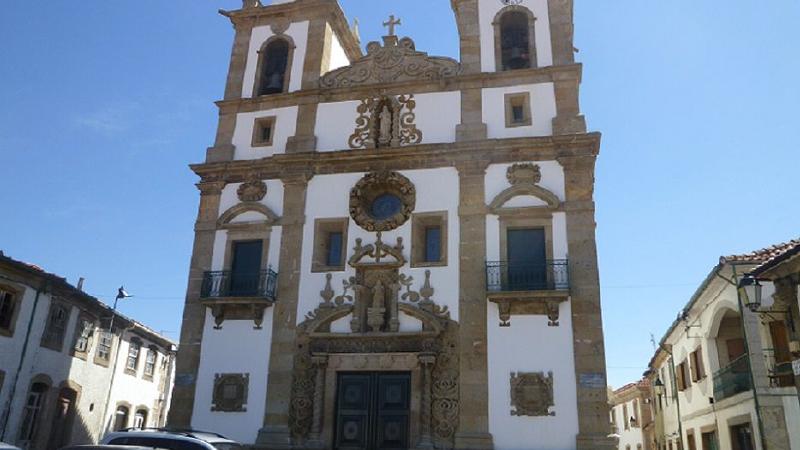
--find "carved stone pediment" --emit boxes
[320,36,461,89]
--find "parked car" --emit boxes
[99,428,242,450]
[0,443,22,450]
[61,446,153,450]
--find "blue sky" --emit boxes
[1,1,798,388]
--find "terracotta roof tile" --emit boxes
[719,239,800,265]
[752,240,800,276]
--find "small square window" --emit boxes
[312,218,349,272]
[504,92,532,128]
[412,212,448,268]
[252,116,276,147]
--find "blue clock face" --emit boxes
[370,194,403,220]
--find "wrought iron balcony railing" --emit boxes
[485,260,569,293]
[764,348,796,388]
[201,269,278,301]
[713,355,752,401]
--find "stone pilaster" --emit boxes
[284,18,330,153]
[224,18,256,101]
[168,180,226,427]
[558,156,614,450]
[418,353,436,450]
[454,161,494,450]
[256,173,310,448]
[306,355,328,448]
[552,71,586,135]
[451,0,482,74]
[456,88,488,142]
[547,0,576,66]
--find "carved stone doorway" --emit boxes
[334,371,411,450]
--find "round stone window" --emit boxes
[350,171,416,232]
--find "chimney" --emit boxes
[77,277,85,291]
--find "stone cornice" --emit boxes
[220,0,362,62]
[190,132,601,183]
[215,64,584,114]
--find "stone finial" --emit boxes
[242,0,262,9]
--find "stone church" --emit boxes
[169,0,612,448]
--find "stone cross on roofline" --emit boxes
[383,15,401,37]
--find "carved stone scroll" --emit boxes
[321,36,461,89]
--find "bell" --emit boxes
[266,72,284,90]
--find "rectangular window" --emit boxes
[411,212,448,267]
[0,288,18,335]
[73,317,95,355]
[677,361,691,391]
[424,226,442,263]
[504,92,532,127]
[251,116,276,147]
[312,218,349,272]
[691,347,706,381]
[144,348,157,379]
[327,232,344,267]
[17,383,47,443]
[687,431,698,450]
[701,431,718,450]
[95,331,113,366]
[126,339,141,374]
[41,302,70,352]
[730,423,755,450]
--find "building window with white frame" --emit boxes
[17,382,48,444]
[144,346,158,380]
[126,338,142,374]
[95,331,113,366]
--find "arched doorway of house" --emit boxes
[46,386,78,450]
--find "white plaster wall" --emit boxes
[296,168,461,324]
[487,303,578,450]
[783,395,800,450]
[314,92,461,152]
[328,31,350,71]
[191,308,274,444]
[314,101,361,152]
[478,0,553,73]
[242,21,309,98]
[232,107,299,160]
[482,83,557,138]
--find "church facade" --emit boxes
[169,1,612,449]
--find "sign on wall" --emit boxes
[793,359,800,376]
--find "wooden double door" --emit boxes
[334,372,411,450]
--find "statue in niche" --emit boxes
[349,95,422,149]
[378,104,393,146]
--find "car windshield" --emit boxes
[108,437,207,450]
[211,444,242,450]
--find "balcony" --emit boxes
[486,260,570,293]
[713,355,752,401]
[485,260,570,327]
[201,269,278,300]
[764,348,796,388]
[200,269,278,330]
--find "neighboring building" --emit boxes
[170,0,614,449]
[646,241,800,450]
[609,380,654,450]
[751,240,800,394]
[0,252,176,449]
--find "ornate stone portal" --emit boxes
[290,234,460,449]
